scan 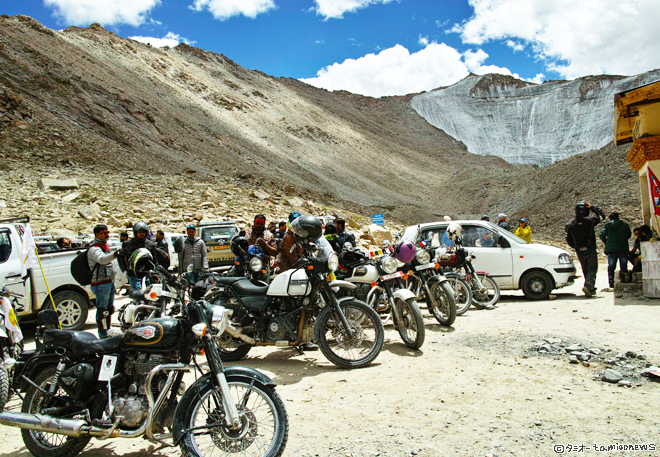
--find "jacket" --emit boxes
[338,229,356,247]
[514,225,532,243]
[565,213,603,254]
[121,237,159,276]
[277,229,302,273]
[599,220,631,254]
[497,220,510,231]
[246,228,279,257]
[181,236,208,270]
[88,239,117,285]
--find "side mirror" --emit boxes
[173,236,184,254]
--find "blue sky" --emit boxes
[3,0,659,97]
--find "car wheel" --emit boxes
[50,291,89,330]
[521,271,553,301]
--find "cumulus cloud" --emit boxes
[44,0,160,26]
[129,32,194,47]
[190,0,276,20]
[300,41,517,97]
[313,0,396,20]
[454,0,660,78]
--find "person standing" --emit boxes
[120,221,159,291]
[497,213,510,231]
[599,213,631,289]
[88,224,120,338]
[278,211,303,273]
[515,218,532,242]
[245,214,279,259]
[181,224,208,283]
[565,201,606,297]
[335,218,356,247]
[155,229,168,252]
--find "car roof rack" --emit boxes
[197,220,237,227]
[0,216,30,224]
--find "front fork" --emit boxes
[383,281,404,326]
[466,264,486,292]
[320,281,355,340]
[202,333,241,430]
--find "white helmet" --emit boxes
[446,222,462,241]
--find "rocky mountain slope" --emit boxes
[0,16,644,242]
[411,72,660,166]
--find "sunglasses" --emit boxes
[99,230,110,235]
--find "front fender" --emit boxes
[328,280,357,290]
[173,367,276,444]
[392,288,416,302]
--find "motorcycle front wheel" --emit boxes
[428,280,457,326]
[180,378,288,457]
[0,365,8,412]
[446,276,473,316]
[395,298,425,350]
[317,300,385,369]
[469,273,501,309]
[21,366,91,457]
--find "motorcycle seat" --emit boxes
[43,329,122,357]
[232,278,269,295]
[215,277,244,285]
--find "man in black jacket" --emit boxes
[565,201,606,297]
[335,218,356,248]
[121,221,159,290]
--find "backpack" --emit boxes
[70,249,98,286]
[154,247,170,270]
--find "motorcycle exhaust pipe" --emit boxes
[0,411,116,438]
[224,324,257,345]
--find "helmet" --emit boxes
[481,215,490,221]
[133,221,149,237]
[338,250,365,269]
[393,240,416,263]
[290,215,323,242]
[446,222,463,241]
[127,248,154,278]
[575,201,589,218]
[247,244,261,256]
[324,222,337,235]
[288,211,302,223]
[230,235,249,257]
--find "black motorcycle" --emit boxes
[0,266,289,457]
[0,285,24,412]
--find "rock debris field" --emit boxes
[2,264,659,457]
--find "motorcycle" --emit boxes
[336,246,426,349]
[438,246,500,309]
[0,285,24,412]
[205,216,385,369]
[0,265,289,457]
[226,244,272,284]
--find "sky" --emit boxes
[4,0,660,97]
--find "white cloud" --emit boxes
[313,0,396,20]
[129,32,194,47]
[506,40,524,52]
[418,35,429,46]
[455,0,660,78]
[527,73,545,84]
[300,42,517,97]
[190,0,276,20]
[44,0,160,26]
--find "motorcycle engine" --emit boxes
[265,311,313,342]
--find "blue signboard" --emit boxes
[372,213,384,226]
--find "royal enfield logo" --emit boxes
[134,325,157,339]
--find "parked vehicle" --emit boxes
[0,285,24,412]
[437,247,500,309]
[1,268,289,457]
[197,221,239,269]
[205,216,385,369]
[401,220,577,300]
[0,217,94,330]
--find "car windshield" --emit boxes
[202,226,237,242]
[401,225,419,243]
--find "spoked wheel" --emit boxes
[317,300,385,369]
[0,366,8,412]
[446,276,473,315]
[21,366,91,457]
[181,378,288,457]
[428,280,457,326]
[469,274,501,309]
[395,298,425,350]
[216,333,252,362]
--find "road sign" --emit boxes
[372,213,384,226]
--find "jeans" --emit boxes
[607,252,628,287]
[91,282,115,338]
[185,269,203,284]
[577,251,598,293]
[128,276,150,291]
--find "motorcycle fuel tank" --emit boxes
[121,317,183,351]
[268,269,312,296]
[345,264,379,283]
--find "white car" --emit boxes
[401,220,578,300]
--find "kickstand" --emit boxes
[294,346,304,355]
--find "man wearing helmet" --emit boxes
[565,201,606,297]
[245,214,279,259]
[277,211,303,273]
[182,224,208,283]
[120,221,160,290]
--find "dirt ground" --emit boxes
[2,263,659,457]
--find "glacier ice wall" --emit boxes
[410,70,660,166]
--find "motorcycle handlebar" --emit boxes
[157,265,174,281]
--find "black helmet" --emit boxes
[481,215,490,221]
[133,221,149,237]
[324,222,338,235]
[291,215,323,242]
[127,248,154,278]
[575,201,589,218]
[230,234,249,257]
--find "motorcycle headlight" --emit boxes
[416,249,430,265]
[559,253,573,264]
[328,252,339,272]
[249,257,263,272]
[380,256,398,274]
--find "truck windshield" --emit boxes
[0,231,11,263]
[202,227,237,243]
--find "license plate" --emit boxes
[381,271,403,281]
[98,355,118,381]
[214,245,229,250]
[415,263,435,271]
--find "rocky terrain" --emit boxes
[412,71,660,166]
[0,15,646,242]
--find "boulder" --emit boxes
[602,369,623,383]
[368,224,393,247]
[0,200,6,208]
[61,192,80,202]
[38,178,79,191]
[78,203,101,220]
[252,190,270,200]
[287,196,304,207]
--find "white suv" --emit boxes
[401,220,577,300]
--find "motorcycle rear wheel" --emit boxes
[21,366,91,457]
[215,333,252,362]
[469,274,501,309]
[0,366,8,412]
[446,276,473,316]
[428,280,457,326]
[395,298,425,350]
[317,300,384,369]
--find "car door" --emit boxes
[0,229,30,313]
[463,224,514,288]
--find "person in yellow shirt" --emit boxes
[515,218,532,242]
